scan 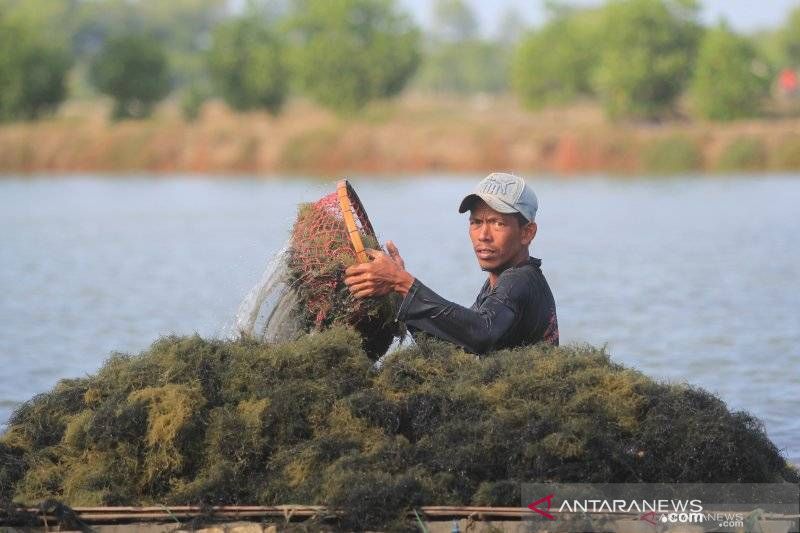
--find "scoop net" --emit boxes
[288,181,377,328]
[240,179,400,359]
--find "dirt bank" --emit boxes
[1,96,799,176]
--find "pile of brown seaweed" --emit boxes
[1,328,796,530]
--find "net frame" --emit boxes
[336,179,375,264]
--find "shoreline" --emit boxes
[2,96,800,176]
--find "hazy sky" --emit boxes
[400,0,799,35]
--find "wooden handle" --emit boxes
[337,179,369,263]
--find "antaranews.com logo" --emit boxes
[528,493,706,522]
[522,483,798,533]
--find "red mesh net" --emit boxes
[285,184,400,358]
[287,190,376,324]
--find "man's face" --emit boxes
[469,200,536,273]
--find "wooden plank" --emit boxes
[9,505,799,526]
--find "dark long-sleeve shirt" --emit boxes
[396,257,559,355]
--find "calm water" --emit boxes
[1,175,798,464]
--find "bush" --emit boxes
[0,16,71,121]
[180,84,211,122]
[690,25,770,121]
[287,0,421,113]
[643,135,702,174]
[512,8,602,109]
[208,17,288,115]
[716,137,766,172]
[593,0,701,120]
[1,328,796,530]
[89,34,172,120]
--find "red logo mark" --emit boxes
[528,494,556,520]
[640,511,660,526]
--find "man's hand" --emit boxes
[385,240,405,270]
[344,240,414,298]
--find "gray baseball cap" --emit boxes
[458,172,538,222]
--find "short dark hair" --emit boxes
[513,213,530,227]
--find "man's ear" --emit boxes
[522,222,537,245]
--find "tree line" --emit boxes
[512,0,799,121]
[1,0,799,122]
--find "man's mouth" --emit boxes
[475,248,496,259]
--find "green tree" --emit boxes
[593,0,702,120]
[0,0,81,36]
[779,5,800,67]
[511,7,602,109]
[70,0,227,86]
[432,0,478,42]
[2,0,228,88]
[123,0,228,86]
[287,0,421,113]
[0,14,71,121]
[750,28,785,70]
[415,0,510,95]
[208,17,288,114]
[495,6,528,47]
[690,25,769,121]
[89,34,171,119]
[417,40,510,94]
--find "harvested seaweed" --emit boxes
[1,328,796,530]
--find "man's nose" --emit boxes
[478,224,492,241]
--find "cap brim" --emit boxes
[458,193,519,215]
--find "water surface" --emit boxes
[1,175,798,463]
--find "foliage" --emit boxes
[1,0,228,89]
[0,14,71,121]
[1,328,796,530]
[286,0,421,113]
[416,0,510,95]
[0,0,79,45]
[180,84,212,122]
[643,135,701,174]
[512,7,602,109]
[89,34,172,120]
[72,0,227,86]
[593,0,702,120]
[779,5,800,67]
[430,0,478,42]
[417,39,511,95]
[208,17,288,114]
[495,6,529,46]
[750,28,785,70]
[690,25,770,121]
[716,137,766,172]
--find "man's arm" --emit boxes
[344,243,524,355]
[396,278,521,355]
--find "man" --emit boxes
[344,172,559,355]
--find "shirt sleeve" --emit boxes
[396,272,527,355]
